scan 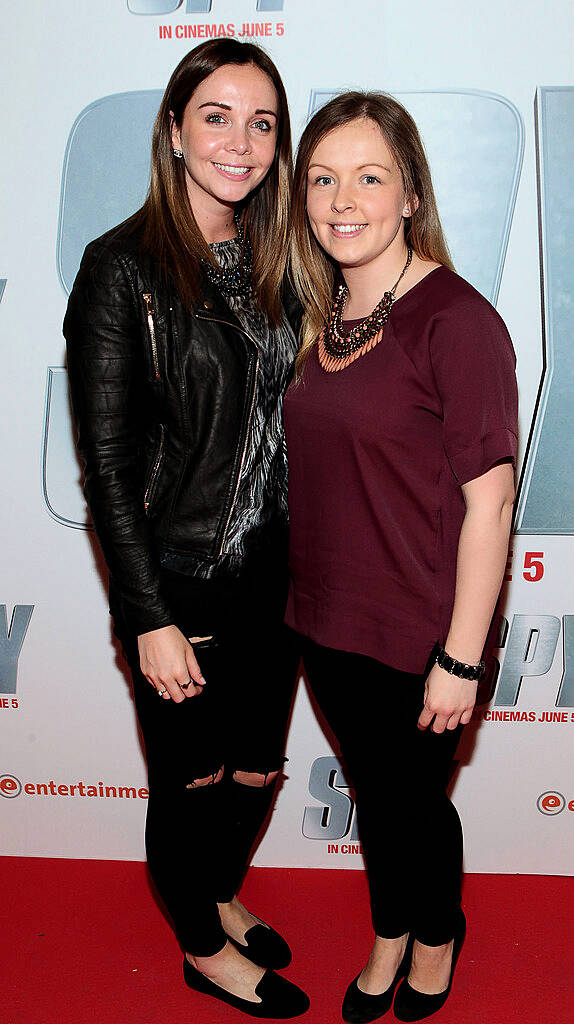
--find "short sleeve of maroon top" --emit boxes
[283,267,518,673]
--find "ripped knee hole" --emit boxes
[186,766,224,789]
[233,769,280,787]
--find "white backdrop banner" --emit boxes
[1,0,573,873]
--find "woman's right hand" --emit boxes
[137,625,207,703]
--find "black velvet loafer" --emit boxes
[342,937,413,1024]
[183,958,310,1018]
[393,912,466,1022]
[227,920,292,968]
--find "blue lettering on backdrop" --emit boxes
[494,614,563,707]
[127,1,284,13]
[514,87,574,535]
[128,1,184,12]
[57,92,161,296]
[302,756,359,841]
[557,617,574,708]
[42,369,90,529]
[0,606,34,695]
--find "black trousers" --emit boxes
[300,637,463,947]
[113,556,300,957]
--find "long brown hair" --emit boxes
[134,39,292,326]
[290,91,454,369]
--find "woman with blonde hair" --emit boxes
[285,91,517,1022]
[65,38,309,1020]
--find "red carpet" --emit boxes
[2,858,572,1024]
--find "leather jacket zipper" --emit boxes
[143,293,160,380]
[195,308,259,558]
[144,424,165,513]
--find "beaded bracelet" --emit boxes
[435,645,485,681]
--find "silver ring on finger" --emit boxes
[157,688,168,697]
[180,679,192,690]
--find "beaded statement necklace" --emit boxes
[319,247,413,373]
[203,216,254,300]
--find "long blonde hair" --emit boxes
[132,39,292,327]
[290,92,454,370]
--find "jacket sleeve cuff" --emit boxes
[115,595,175,638]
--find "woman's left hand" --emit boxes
[417,662,478,733]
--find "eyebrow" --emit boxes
[198,101,277,116]
[308,162,392,173]
[358,163,392,172]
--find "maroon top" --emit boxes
[284,267,518,673]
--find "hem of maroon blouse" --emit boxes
[285,599,437,677]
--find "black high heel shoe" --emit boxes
[183,957,310,1018]
[341,936,413,1024]
[393,911,466,1022]
[227,918,292,968]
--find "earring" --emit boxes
[403,206,411,217]
[173,149,183,158]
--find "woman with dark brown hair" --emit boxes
[285,92,517,1022]
[64,38,308,1019]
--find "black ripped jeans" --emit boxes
[299,637,463,947]
[112,554,300,957]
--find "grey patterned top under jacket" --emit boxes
[199,235,298,576]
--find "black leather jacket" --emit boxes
[64,221,301,636]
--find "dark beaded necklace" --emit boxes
[202,216,254,299]
[324,247,413,361]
